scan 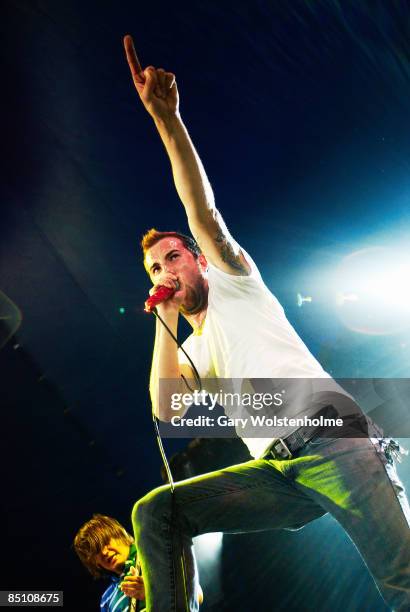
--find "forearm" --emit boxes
[123,39,216,227]
[152,112,248,274]
[149,312,185,420]
[153,113,215,222]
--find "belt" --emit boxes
[264,405,338,460]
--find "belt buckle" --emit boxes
[271,438,293,460]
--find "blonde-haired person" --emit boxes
[74,514,145,612]
[74,514,203,611]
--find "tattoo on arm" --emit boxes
[214,229,249,273]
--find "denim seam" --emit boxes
[165,525,176,612]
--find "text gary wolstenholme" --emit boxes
[170,414,344,429]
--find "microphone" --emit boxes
[144,282,180,313]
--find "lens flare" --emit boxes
[334,247,410,335]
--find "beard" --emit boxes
[179,278,208,316]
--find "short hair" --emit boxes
[73,514,134,579]
[141,228,201,264]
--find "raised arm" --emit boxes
[123,35,250,276]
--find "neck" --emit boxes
[180,278,208,328]
[184,307,207,331]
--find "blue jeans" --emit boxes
[132,435,410,611]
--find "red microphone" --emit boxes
[144,283,179,313]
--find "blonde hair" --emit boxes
[73,514,134,578]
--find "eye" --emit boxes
[152,264,160,274]
[170,253,179,260]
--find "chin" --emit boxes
[180,286,207,315]
[180,300,201,316]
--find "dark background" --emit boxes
[2,1,410,610]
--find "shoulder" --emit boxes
[100,581,118,610]
[207,247,263,285]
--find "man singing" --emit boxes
[123,34,410,612]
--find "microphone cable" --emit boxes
[150,306,203,611]
[151,308,202,392]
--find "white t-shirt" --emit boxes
[178,249,351,458]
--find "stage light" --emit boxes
[297,293,312,307]
[334,247,410,335]
[193,532,223,604]
[118,307,125,314]
[336,293,358,306]
[193,532,223,563]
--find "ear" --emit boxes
[198,253,208,271]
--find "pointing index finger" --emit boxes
[123,34,144,83]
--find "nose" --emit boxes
[163,263,176,276]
